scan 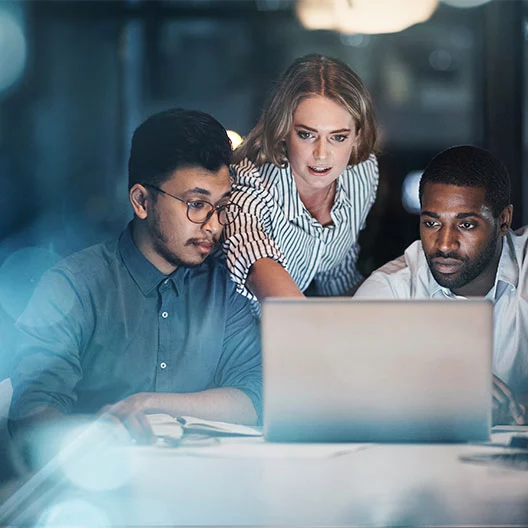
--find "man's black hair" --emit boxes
[128,108,232,189]
[419,145,511,217]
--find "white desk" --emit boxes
[2,431,528,526]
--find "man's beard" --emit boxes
[426,235,499,291]
[150,208,216,269]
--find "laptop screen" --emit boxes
[262,298,493,443]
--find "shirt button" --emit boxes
[160,362,167,369]
[163,279,169,285]
[161,311,168,318]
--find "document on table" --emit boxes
[145,413,261,447]
[143,414,370,458]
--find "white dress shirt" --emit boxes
[355,227,528,394]
[223,154,379,301]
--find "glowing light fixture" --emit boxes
[295,0,336,31]
[227,130,243,150]
[297,0,439,35]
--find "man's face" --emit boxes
[145,165,231,270]
[420,182,506,296]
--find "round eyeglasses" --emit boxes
[143,184,241,226]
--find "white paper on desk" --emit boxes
[176,440,370,459]
[146,413,184,441]
[177,416,262,437]
[145,413,261,442]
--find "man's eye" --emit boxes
[332,135,348,143]
[460,222,475,230]
[188,201,207,210]
[423,220,439,228]
[297,131,312,140]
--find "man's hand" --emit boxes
[99,387,257,444]
[492,375,526,425]
[100,393,156,444]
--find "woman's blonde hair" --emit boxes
[234,54,378,168]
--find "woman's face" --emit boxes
[285,95,358,194]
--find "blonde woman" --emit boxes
[224,54,379,302]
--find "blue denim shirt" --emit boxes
[10,224,262,421]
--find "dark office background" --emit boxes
[0,0,526,379]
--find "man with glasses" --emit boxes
[9,109,261,444]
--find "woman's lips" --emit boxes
[308,166,331,176]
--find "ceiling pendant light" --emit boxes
[297,0,439,35]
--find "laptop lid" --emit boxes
[262,298,493,443]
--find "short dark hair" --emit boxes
[128,108,232,189]
[419,145,511,217]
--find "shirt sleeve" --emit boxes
[9,267,89,421]
[354,254,409,298]
[353,273,399,298]
[223,159,287,300]
[214,282,262,423]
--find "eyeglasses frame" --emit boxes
[142,183,240,226]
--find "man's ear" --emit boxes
[498,204,513,235]
[129,184,150,220]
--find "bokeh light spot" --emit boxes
[0,247,61,320]
[0,10,27,94]
[38,499,109,528]
[402,170,423,215]
[227,130,243,150]
[58,420,134,491]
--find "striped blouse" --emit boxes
[223,154,379,301]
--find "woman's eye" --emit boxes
[333,135,348,143]
[297,131,312,140]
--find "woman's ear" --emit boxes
[349,127,362,165]
[129,184,150,219]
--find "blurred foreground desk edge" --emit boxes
[1,428,528,527]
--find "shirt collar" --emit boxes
[427,272,444,298]
[119,222,190,296]
[495,232,518,288]
[280,164,346,222]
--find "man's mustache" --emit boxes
[431,250,464,260]
[185,237,218,247]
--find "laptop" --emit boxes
[262,298,493,443]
